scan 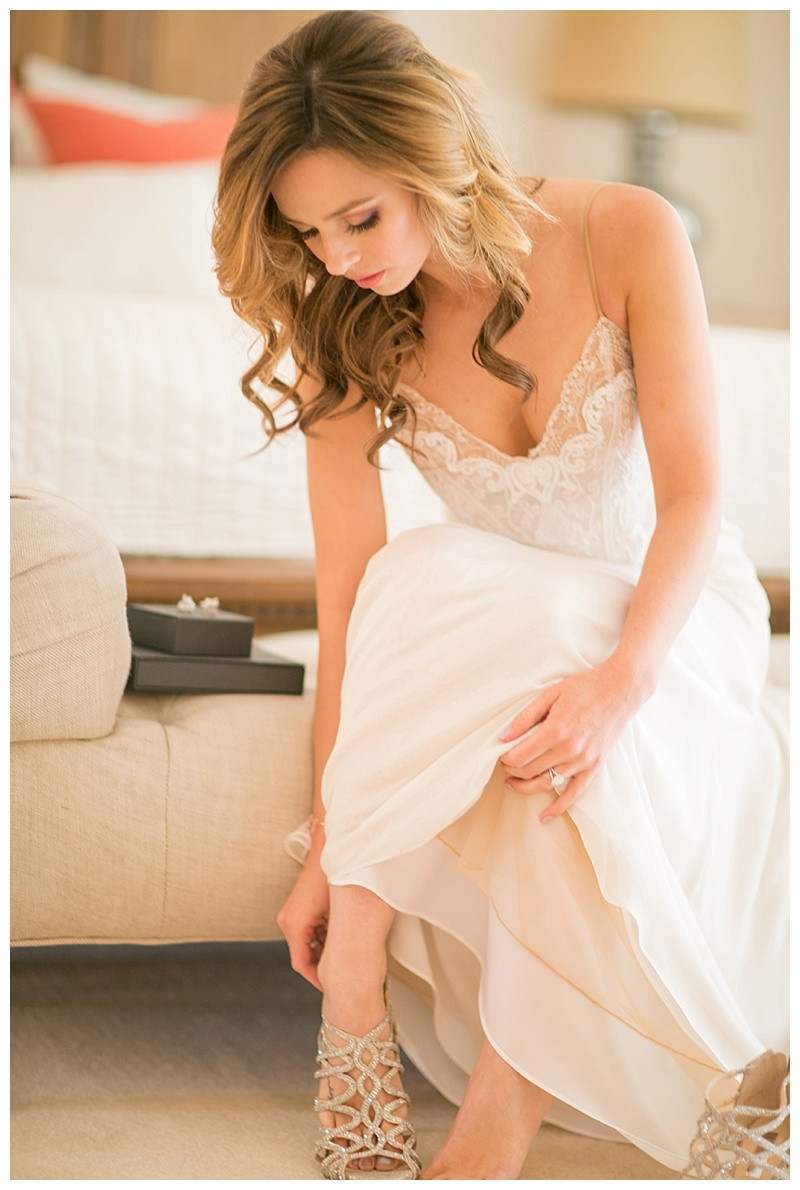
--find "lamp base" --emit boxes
[628,108,702,246]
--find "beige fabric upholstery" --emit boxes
[11,689,314,945]
[10,485,315,946]
[10,484,131,742]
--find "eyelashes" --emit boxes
[350,210,380,235]
[297,210,381,243]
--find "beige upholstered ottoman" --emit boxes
[10,485,315,946]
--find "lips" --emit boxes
[351,270,386,288]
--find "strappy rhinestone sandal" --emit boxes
[314,1001,421,1180]
[682,1050,790,1180]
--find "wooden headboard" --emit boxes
[10,9,324,103]
[119,556,789,639]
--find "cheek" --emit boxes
[393,211,430,262]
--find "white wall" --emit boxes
[393,10,789,327]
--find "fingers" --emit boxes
[499,689,594,778]
[500,713,587,771]
[284,920,328,992]
[498,665,630,824]
[540,768,595,822]
[498,687,556,744]
[503,764,597,823]
[503,766,567,793]
[288,938,324,991]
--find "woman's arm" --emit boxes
[603,184,722,691]
[307,387,387,845]
[276,375,387,987]
[500,184,722,818]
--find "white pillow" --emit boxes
[18,53,205,118]
[10,84,49,166]
[10,161,223,299]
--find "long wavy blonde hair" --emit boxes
[213,9,542,462]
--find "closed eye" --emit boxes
[295,210,380,244]
[348,210,380,235]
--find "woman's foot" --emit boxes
[312,886,418,1176]
[422,1040,553,1179]
[315,989,420,1178]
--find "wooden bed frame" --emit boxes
[122,556,789,638]
[10,10,322,104]
[122,556,318,636]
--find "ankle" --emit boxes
[318,940,387,993]
[322,992,388,1036]
[320,966,388,1037]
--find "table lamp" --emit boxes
[539,10,748,245]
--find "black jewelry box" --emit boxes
[127,643,305,695]
[127,602,254,657]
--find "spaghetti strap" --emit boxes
[583,183,609,318]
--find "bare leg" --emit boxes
[316,886,549,1179]
[422,1039,554,1180]
[316,884,409,1173]
[316,883,394,1033]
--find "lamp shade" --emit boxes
[540,10,748,124]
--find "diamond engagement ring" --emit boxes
[548,768,568,793]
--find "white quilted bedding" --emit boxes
[9,280,444,558]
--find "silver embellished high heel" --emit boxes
[682,1050,790,1180]
[314,1001,421,1180]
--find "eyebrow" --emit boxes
[284,196,379,225]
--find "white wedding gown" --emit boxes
[290,302,789,1168]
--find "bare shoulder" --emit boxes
[587,181,688,250]
[531,178,695,325]
[536,177,682,229]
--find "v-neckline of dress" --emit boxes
[400,316,630,463]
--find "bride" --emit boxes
[213,10,788,1179]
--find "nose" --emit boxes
[322,235,361,277]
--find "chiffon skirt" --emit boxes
[313,523,789,1170]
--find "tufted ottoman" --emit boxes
[10,485,315,946]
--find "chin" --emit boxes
[375,272,416,296]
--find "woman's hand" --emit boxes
[498,656,650,823]
[276,854,331,991]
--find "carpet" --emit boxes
[10,941,675,1180]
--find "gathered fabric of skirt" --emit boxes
[316,521,789,1171]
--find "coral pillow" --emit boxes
[22,96,237,164]
[17,52,206,118]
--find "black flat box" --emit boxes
[127,603,254,657]
[127,643,305,695]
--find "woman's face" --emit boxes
[272,149,434,294]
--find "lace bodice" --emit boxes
[398,317,656,568]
